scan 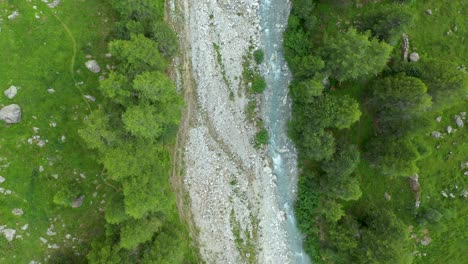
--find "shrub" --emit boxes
[255,128,269,146]
[253,49,264,64]
[251,75,267,93]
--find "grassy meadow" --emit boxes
[0,0,114,262]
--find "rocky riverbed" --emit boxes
[169,0,301,263]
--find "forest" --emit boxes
[286,0,467,263]
[79,0,197,262]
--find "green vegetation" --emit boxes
[242,49,269,147]
[80,1,197,263]
[286,0,467,263]
[253,49,265,64]
[0,1,114,262]
[0,0,196,263]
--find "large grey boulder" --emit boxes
[85,60,101,73]
[409,52,420,62]
[0,104,21,124]
[4,86,17,99]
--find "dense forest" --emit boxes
[78,0,196,262]
[286,0,467,263]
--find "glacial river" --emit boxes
[260,0,311,263]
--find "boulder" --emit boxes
[409,52,420,62]
[48,0,61,9]
[8,11,19,20]
[72,195,85,208]
[447,126,453,134]
[2,229,16,241]
[0,176,4,183]
[84,95,96,102]
[384,192,391,201]
[4,86,17,99]
[425,9,432,15]
[0,104,22,124]
[454,115,464,127]
[85,60,101,73]
[11,208,23,216]
[435,116,442,122]
[431,131,441,138]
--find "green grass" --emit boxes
[0,1,114,262]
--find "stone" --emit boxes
[72,195,85,208]
[12,208,24,216]
[409,52,420,62]
[3,229,16,241]
[425,9,432,15]
[4,86,18,99]
[85,60,101,73]
[21,224,28,230]
[8,11,19,20]
[0,104,22,124]
[464,171,468,176]
[48,0,61,9]
[384,192,391,201]
[0,176,5,183]
[84,95,96,102]
[454,115,464,127]
[461,190,468,198]
[461,162,468,169]
[431,131,441,138]
[47,88,56,93]
[421,236,432,246]
[435,116,442,122]
[40,237,48,244]
[263,166,272,174]
[447,126,453,134]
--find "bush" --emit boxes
[251,75,267,93]
[253,49,264,64]
[255,128,269,146]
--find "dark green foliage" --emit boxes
[255,128,269,146]
[109,34,168,76]
[119,216,163,249]
[323,28,392,81]
[366,137,420,177]
[109,0,164,22]
[151,22,179,59]
[284,28,311,58]
[295,172,320,234]
[299,128,336,161]
[321,143,360,177]
[356,4,414,44]
[293,95,361,131]
[99,72,132,105]
[319,198,345,222]
[415,60,468,110]
[288,55,324,79]
[80,2,196,262]
[251,75,267,93]
[370,74,432,135]
[253,49,264,64]
[290,77,324,101]
[354,209,413,264]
